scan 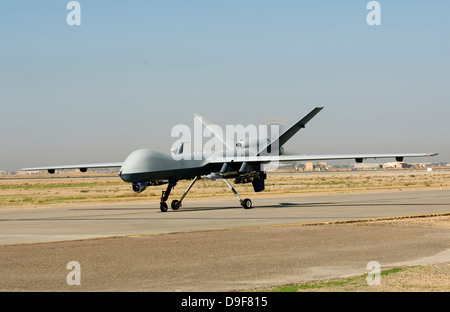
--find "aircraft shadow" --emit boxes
[70,200,446,213]
[8,200,443,223]
[177,201,446,212]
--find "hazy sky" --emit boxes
[1,1,449,170]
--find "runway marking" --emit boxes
[2,211,449,247]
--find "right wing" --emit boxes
[22,162,123,174]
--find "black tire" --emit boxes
[171,200,181,210]
[160,202,168,212]
[242,198,252,209]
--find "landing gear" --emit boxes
[241,198,252,209]
[160,176,199,212]
[223,179,253,209]
[160,202,168,212]
[171,200,181,210]
[159,176,253,211]
[160,178,177,212]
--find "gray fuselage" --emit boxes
[118,148,251,183]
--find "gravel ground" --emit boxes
[267,215,450,292]
[288,262,450,292]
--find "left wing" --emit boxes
[22,162,123,174]
[209,153,438,164]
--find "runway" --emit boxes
[0,189,449,245]
[0,189,449,291]
[0,190,450,245]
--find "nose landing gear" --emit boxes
[160,176,200,212]
[160,178,177,212]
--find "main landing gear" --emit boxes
[159,176,253,212]
[223,179,252,209]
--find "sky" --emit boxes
[1,1,449,171]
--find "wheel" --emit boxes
[242,198,252,209]
[160,202,168,212]
[171,200,181,210]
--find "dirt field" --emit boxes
[264,261,450,292]
[262,215,450,292]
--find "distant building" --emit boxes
[353,163,383,170]
[430,162,447,167]
[383,162,412,169]
[16,170,42,175]
[301,162,328,171]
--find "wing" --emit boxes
[257,107,324,156]
[209,153,438,165]
[207,152,437,193]
[21,162,123,174]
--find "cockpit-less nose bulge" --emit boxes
[23,107,438,212]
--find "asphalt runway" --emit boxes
[0,189,449,245]
[0,189,449,291]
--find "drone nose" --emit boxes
[118,148,158,182]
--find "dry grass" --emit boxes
[263,262,450,292]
